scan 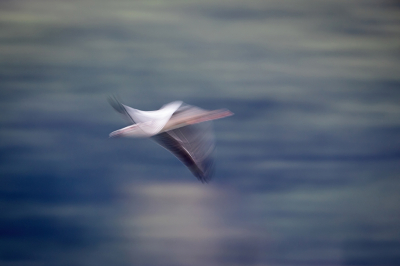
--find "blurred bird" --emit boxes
[108,97,233,182]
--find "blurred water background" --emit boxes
[1,0,400,265]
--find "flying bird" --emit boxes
[108,97,233,183]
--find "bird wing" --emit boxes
[108,97,182,137]
[151,121,215,183]
[122,101,182,136]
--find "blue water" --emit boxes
[1,1,399,265]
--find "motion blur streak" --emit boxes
[119,183,259,266]
[0,0,399,265]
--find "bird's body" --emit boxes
[109,98,233,182]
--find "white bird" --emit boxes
[108,97,233,182]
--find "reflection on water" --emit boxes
[1,0,399,265]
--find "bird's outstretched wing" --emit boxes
[152,121,215,183]
[109,97,182,137]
